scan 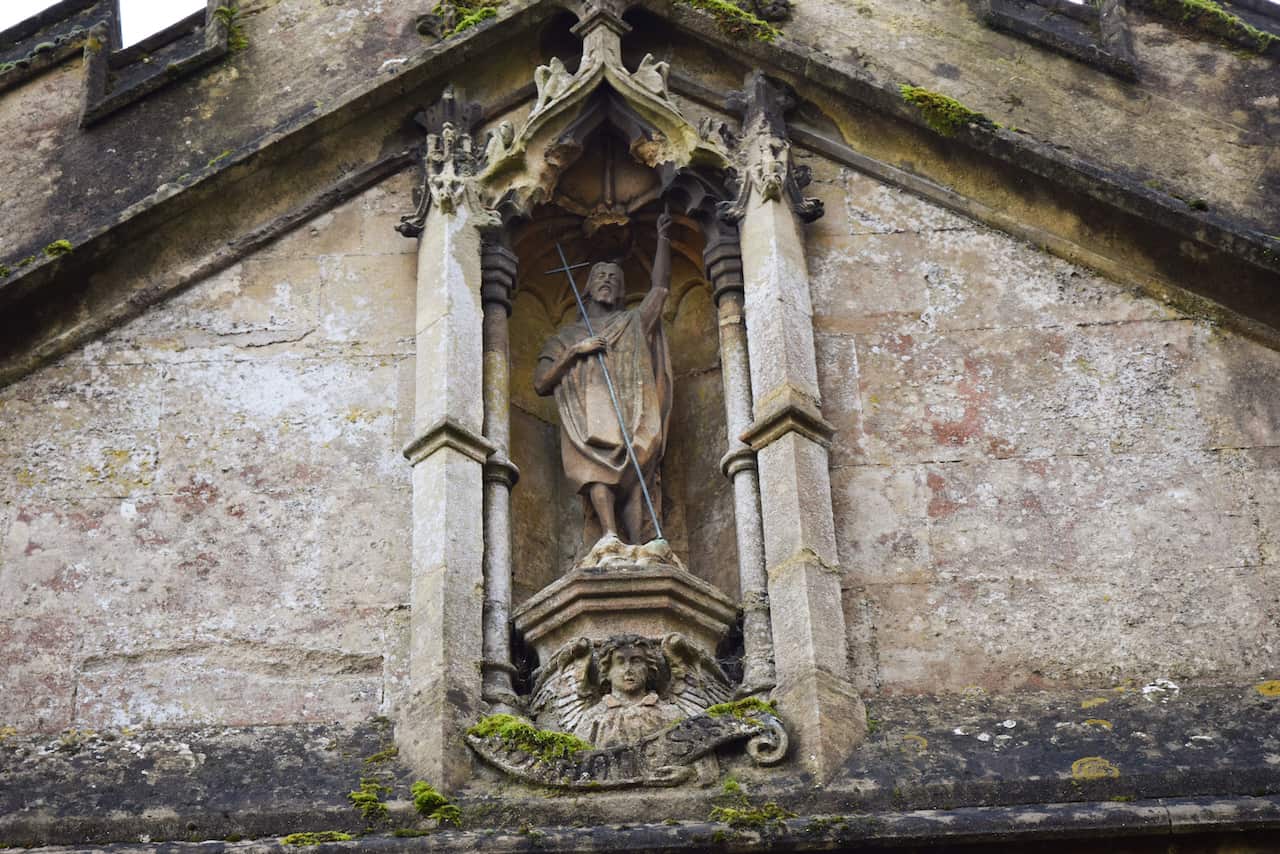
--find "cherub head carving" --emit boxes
[596,634,664,702]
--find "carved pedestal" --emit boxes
[512,562,738,665]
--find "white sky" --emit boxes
[1,0,204,47]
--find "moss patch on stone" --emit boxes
[899,85,992,137]
[706,697,779,723]
[1144,0,1276,52]
[281,831,353,846]
[347,778,389,824]
[675,0,780,42]
[411,781,462,827]
[363,745,398,764]
[451,5,498,34]
[43,240,73,258]
[214,4,250,52]
[467,714,591,762]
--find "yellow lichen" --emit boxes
[1081,697,1109,709]
[1255,680,1280,698]
[1071,756,1120,780]
[1083,719,1113,730]
[901,733,928,752]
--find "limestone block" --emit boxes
[831,463,932,584]
[398,675,480,791]
[155,355,402,496]
[814,332,868,468]
[317,253,416,353]
[862,562,1279,693]
[924,451,1261,582]
[757,432,839,567]
[0,363,163,501]
[768,554,850,680]
[1190,328,1280,449]
[854,320,1212,465]
[806,215,1178,337]
[0,614,77,731]
[75,640,384,729]
[1248,448,1280,567]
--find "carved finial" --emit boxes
[398,87,494,236]
[718,71,823,224]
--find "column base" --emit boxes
[772,668,867,782]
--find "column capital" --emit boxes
[480,241,518,313]
[718,71,823,225]
[397,86,497,238]
[704,231,746,303]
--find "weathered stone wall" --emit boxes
[799,148,1279,695]
[0,172,418,733]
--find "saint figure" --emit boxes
[534,212,673,552]
[572,636,681,748]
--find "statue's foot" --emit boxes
[637,538,686,570]
[581,531,626,567]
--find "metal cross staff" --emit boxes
[544,243,665,541]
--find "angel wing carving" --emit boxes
[528,636,599,735]
[661,632,733,718]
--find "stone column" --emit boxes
[480,240,520,714]
[725,72,867,779]
[705,230,775,697]
[395,88,497,789]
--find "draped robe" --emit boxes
[538,305,673,504]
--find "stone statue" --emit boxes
[572,635,682,748]
[534,212,673,555]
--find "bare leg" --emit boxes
[587,483,619,538]
[620,481,645,545]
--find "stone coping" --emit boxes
[3,683,1277,847]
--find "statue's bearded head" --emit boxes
[586,262,625,309]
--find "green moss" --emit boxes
[214,4,250,52]
[706,698,779,724]
[392,828,431,837]
[722,777,743,796]
[1188,198,1209,211]
[1145,0,1276,51]
[675,0,780,41]
[866,716,881,735]
[16,256,35,268]
[0,265,10,278]
[468,714,591,762]
[363,745,398,764]
[206,150,232,169]
[347,778,390,824]
[43,240,73,258]
[450,5,498,34]
[708,801,795,829]
[280,831,353,846]
[410,781,462,827]
[0,62,15,74]
[900,85,992,137]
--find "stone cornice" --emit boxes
[403,417,496,466]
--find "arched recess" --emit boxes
[504,137,738,607]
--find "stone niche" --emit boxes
[506,134,739,610]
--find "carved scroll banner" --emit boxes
[467,710,788,789]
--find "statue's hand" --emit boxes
[656,210,672,240]
[575,336,607,357]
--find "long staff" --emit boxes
[548,242,664,541]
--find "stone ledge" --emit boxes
[2,684,1278,847]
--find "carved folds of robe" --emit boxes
[538,305,673,537]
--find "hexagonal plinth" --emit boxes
[511,563,738,664]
